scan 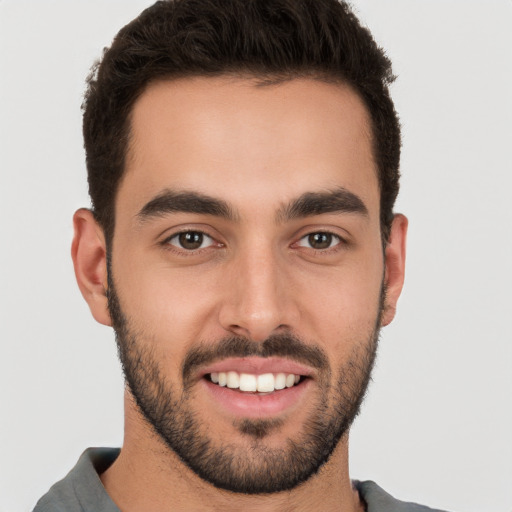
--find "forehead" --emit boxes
[120,76,378,218]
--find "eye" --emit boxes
[166,231,215,250]
[297,232,341,250]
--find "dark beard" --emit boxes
[107,273,382,494]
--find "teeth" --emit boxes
[239,373,257,392]
[210,371,301,392]
[257,373,274,392]
[226,371,239,389]
[285,374,295,388]
[274,373,286,390]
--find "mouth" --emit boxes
[197,357,313,418]
[208,371,304,394]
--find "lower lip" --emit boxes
[201,378,311,419]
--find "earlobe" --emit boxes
[381,214,408,326]
[71,208,112,326]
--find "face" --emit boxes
[80,77,406,493]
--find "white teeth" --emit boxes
[274,373,286,390]
[239,373,257,392]
[257,373,275,392]
[210,371,301,392]
[226,371,239,388]
[285,374,295,388]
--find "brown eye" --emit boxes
[298,232,340,250]
[168,231,214,250]
[308,233,332,249]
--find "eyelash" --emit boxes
[295,231,344,251]
[161,230,221,253]
[160,229,346,254]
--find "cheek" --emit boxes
[112,232,384,358]
[112,252,221,356]
[294,250,383,349]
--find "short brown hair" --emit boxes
[83,0,400,244]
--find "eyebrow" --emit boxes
[277,187,368,222]
[137,189,238,222]
[136,186,368,224]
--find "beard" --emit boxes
[108,274,383,494]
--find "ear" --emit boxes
[381,213,408,326]
[71,208,112,326]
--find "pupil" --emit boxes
[309,233,331,249]
[179,232,203,249]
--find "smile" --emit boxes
[198,357,313,418]
[209,371,302,393]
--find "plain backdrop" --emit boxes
[1,1,511,511]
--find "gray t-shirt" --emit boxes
[33,448,449,511]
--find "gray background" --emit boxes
[1,1,511,511]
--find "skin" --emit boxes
[72,76,407,511]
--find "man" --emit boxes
[33,0,445,510]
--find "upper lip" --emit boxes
[198,357,315,380]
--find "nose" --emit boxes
[218,247,299,342]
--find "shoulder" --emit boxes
[354,480,450,512]
[33,448,120,512]
[33,479,78,512]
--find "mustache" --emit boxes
[182,334,329,381]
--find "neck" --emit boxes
[100,392,364,512]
